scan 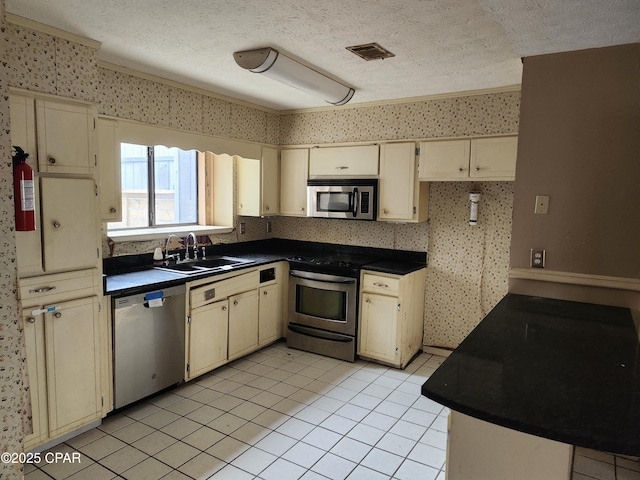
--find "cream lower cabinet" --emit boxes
[21,270,104,449]
[358,268,426,368]
[187,299,229,379]
[258,283,280,346]
[228,290,259,361]
[378,142,429,222]
[186,269,260,378]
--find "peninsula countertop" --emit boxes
[421,293,640,456]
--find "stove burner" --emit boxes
[287,253,379,277]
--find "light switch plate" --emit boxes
[535,195,549,214]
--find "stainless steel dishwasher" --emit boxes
[113,284,185,409]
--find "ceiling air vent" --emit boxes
[346,43,395,61]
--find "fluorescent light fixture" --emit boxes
[233,47,355,106]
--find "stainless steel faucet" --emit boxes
[186,232,198,260]
[164,234,180,264]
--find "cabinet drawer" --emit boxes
[190,270,259,309]
[19,269,100,304]
[362,273,400,295]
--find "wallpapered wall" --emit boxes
[1,4,27,479]
[1,17,519,475]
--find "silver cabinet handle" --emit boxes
[265,205,270,211]
[48,157,56,164]
[29,286,56,293]
[110,207,117,213]
[365,298,370,303]
[335,166,348,170]
[458,167,464,172]
[382,209,388,214]
[233,300,238,306]
[300,207,304,211]
[263,291,268,296]
[53,221,61,228]
[28,317,35,323]
[475,167,480,171]
[54,312,62,318]
[222,306,227,311]
[373,282,389,288]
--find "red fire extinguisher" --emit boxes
[13,146,36,231]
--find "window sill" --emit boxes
[107,225,234,243]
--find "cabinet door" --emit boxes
[358,293,400,366]
[97,118,122,222]
[258,283,280,346]
[41,177,99,272]
[261,147,279,215]
[23,311,48,449]
[470,136,518,180]
[36,99,96,174]
[379,143,416,221]
[11,95,43,277]
[188,300,229,379]
[228,290,259,361]
[237,156,260,217]
[418,139,470,181]
[45,296,101,438]
[10,94,37,156]
[309,144,379,176]
[280,149,309,216]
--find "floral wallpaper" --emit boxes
[1,4,28,479]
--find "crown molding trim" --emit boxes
[6,13,102,49]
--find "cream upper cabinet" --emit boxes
[419,136,518,181]
[358,268,426,368]
[10,94,37,155]
[309,144,379,176]
[280,148,309,216]
[36,98,97,174]
[378,142,429,222]
[97,117,122,222]
[470,136,518,180]
[228,289,259,361]
[40,177,99,273]
[237,146,279,216]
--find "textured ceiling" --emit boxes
[5,0,640,111]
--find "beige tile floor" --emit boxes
[25,342,639,480]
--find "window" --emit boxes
[109,143,198,229]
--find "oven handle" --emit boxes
[288,324,354,343]
[290,270,356,284]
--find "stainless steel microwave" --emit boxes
[307,179,377,220]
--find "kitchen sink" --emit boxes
[154,256,253,276]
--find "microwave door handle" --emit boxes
[352,187,358,217]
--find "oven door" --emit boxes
[288,270,357,336]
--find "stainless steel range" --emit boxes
[286,253,378,362]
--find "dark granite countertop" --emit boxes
[104,239,427,297]
[421,293,640,456]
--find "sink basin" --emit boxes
[193,257,248,269]
[154,256,253,276]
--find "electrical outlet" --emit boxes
[266,221,272,234]
[530,249,546,268]
[240,222,246,235]
[534,195,549,214]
